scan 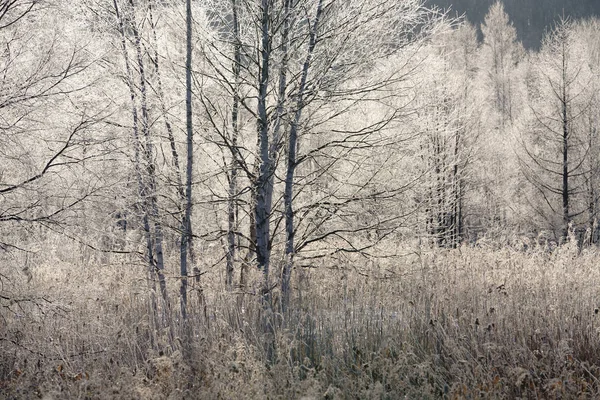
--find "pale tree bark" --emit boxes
[584,108,599,245]
[112,0,160,343]
[450,25,479,247]
[226,0,241,290]
[128,0,171,332]
[147,0,199,317]
[418,23,480,248]
[148,1,184,204]
[113,0,173,347]
[195,0,257,290]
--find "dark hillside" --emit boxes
[425,0,600,48]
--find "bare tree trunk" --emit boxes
[149,0,198,320]
[255,0,272,294]
[587,177,594,245]
[240,162,258,290]
[179,0,194,322]
[112,0,161,346]
[452,126,462,248]
[253,0,276,364]
[282,0,323,315]
[127,0,172,345]
[562,42,569,240]
[149,0,184,203]
[227,0,241,290]
[587,121,596,246]
[434,133,445,246]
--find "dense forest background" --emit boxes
[427,0,600,48]
[4,0,600,398]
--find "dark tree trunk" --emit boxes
[227,0,241,290]
[255,0,272,289]
[282,0,323,315]
[180,0,194,322]
[562,40,569,240]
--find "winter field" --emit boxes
[3,238,600,399]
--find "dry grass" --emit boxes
[2,237,600,399]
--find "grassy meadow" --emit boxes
[2,238,600,399]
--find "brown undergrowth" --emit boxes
[2,238,600,399]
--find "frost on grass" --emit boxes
[3,239,600,399]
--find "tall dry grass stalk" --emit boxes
[2,235,600,398]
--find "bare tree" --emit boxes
[111,0,174,348]
[481,1,524,125]
[0,1,121,319]
[519,17,594,240]
[0,1,102,248]
[199,0,442,317]
[179,0,194,322]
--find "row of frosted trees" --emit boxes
[4,0,600,357]
[73,0,442,353]
[415,2,600,248]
